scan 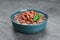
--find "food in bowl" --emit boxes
[14,10,46,24]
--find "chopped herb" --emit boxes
[33,13,43,22]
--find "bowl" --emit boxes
[10,8,48,34]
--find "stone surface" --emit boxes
[0,0,60,40]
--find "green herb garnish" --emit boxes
[33,13,42,22]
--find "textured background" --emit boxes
[0,0,60,40]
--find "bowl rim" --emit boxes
[10,8,48,26]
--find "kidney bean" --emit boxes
[28,19,34,24]
[26,21,30,24]
[21,15,27,20]
[19,20,26,23]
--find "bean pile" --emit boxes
[14,10,46,24]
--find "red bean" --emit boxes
[21,15,27,20]
[28,19,34,24]
[19,20,25,23]
[26,21,30,24]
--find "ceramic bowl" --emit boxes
[10,8,48,34]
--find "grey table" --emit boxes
[0,0,60,40]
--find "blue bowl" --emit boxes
[10,8,48,34]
